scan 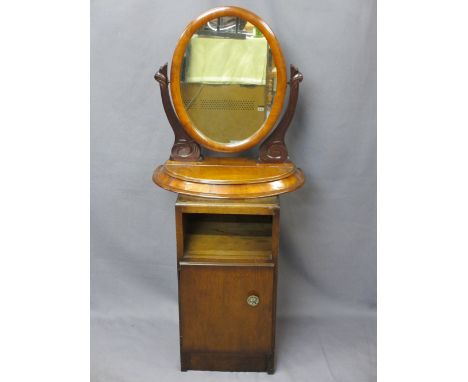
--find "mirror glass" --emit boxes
[180,16,277,144]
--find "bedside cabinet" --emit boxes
[175,195,280,373]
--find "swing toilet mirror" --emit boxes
[153,6,305,199]
[170,7,287,153]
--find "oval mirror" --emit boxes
[170,7,287,152]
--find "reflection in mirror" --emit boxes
[180,16,277,143]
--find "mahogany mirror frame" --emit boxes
[169,6,287,153]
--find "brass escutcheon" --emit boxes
[247,295,260,307]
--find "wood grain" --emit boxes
[154,64,202,161]
[164,157,296,184]
[183,214,273,262]
[179,266,274,352]
[259,65,304,163]
[153,157,304,199]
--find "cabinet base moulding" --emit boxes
[181,352,275,374]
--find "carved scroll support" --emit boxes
[154,63,202,162]
[258,65,303,163]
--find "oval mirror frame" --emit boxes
[170,6,287,153]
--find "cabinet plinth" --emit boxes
[175,195,280,373]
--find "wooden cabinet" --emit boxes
[175,195,280,373]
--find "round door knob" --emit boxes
[247,295,260,307]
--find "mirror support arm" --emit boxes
[258,65,303,163]
[154,63,202,162]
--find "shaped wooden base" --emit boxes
[153,157,304,199]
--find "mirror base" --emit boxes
[153,157,304,199]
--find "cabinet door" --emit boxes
[179,265,274,353]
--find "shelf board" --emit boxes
[183,220,272,262]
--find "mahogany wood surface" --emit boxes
[175,195,280,373]
[154,64,202,161]
[259,65,304,163]
[164,157,296,184]
[183,214,273,262]
[170,6,287,153]
[153,157,304,199]
[176,194,279,215]
[179,266,274,352]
